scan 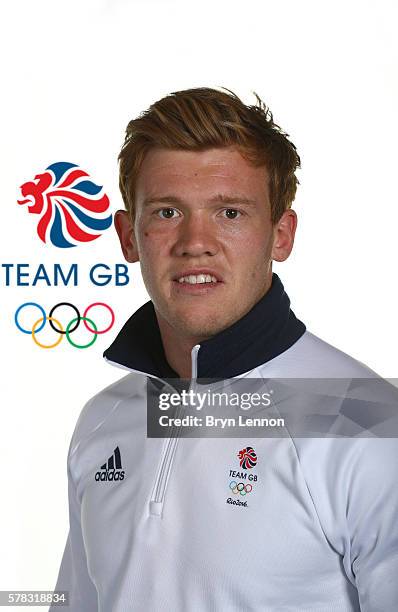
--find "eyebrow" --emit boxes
[143,194,258,207]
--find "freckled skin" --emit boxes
[115,147,296,350]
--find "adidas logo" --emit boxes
[95,446,125,482]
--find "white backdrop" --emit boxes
[1,0,397,607]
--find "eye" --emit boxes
[156,207,180,219]
[221,208,242,219]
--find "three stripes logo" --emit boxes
[95,446,125,482]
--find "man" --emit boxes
[53,88,398,611]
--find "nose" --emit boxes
[172,212,218,258]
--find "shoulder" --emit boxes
[267,331,398,546]
[69,372,146,456]
[261,330,379,378]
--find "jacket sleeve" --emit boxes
[50,462,98,612]
[348,438,398,610]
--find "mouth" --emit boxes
[172,270,223,293]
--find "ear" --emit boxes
[114,210,139,263]
[271,209,297,262]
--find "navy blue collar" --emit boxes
[104,273,306,379]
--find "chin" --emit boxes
[171,310,236,340]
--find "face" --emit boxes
[115,147,297,343]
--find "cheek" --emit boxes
[137,226,168,259]
[232,233,273,263]
[230,234,273,283]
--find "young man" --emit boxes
[53,88,398,611]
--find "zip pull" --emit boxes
[191,344,200,383]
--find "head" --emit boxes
[115,87,300,343]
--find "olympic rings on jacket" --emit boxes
[14,302,115,349]
[229,481,253,496]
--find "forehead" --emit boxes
[135,147,269,202]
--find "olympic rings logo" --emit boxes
[14,302,115,350]
[229,481,253,496]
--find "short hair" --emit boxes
[118,87,300,224]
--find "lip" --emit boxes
[172,269,224,282]
[172,280,223,295]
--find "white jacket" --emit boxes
[52,275,398,611]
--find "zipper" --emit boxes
[149,344,200,517]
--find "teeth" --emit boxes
[177,274,218,284]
